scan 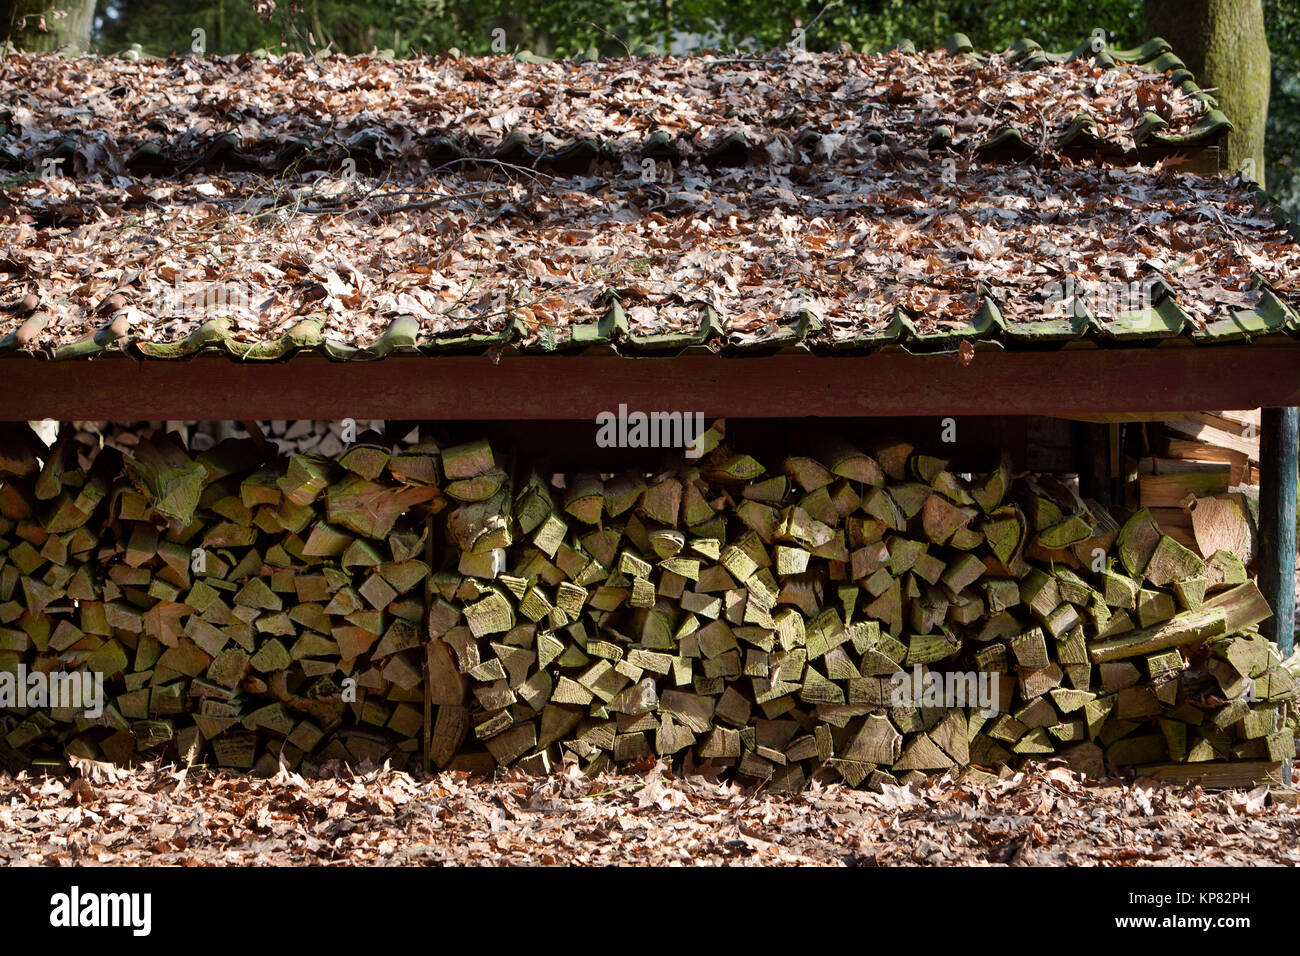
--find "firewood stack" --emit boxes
[425,426,1295,788]
[0,423,443,773]
[0,420,1294,786]
[1141,410,1259,564]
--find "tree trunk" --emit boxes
[2,0,96,51]
[1144,0,1269,187]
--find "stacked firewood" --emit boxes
[0,423,443,773]
[1140,410,1258,562]
[52,420,389,458]
[0,421,1294,786]
[426,427,1295,788]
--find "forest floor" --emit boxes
[1,757,1297,866]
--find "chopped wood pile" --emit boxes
[0,422,440,773]
[1141,409,1258,564]
[0,421,1294,786]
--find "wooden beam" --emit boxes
[1138,760,1285,789]
[1258,406,1297,658]
[1054,412,1191,423]
[2,344,1299,421]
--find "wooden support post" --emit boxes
[423,508,435,772]
[1109,423,1123,506]
[1258,407,1297,659]
[422,417,437,772]
[1073,420,1112,507]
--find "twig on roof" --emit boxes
[428,157,557,183]
[802,0,844,38]
[277,2,319,65]
[702,56,783,66]
[376,186,512,216]
[583,20,631,59]
[1014,105,1050,167]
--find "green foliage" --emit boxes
[101,0,270,54]
[1264,0,1300,218]
[96,0,1146,59]
[668,0,1146,54]
[98,0,407,56]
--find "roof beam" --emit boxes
[2,345,1298,421]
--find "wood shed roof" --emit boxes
[0,40,1298,419]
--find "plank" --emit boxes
[1,347,1298,421]
[1137,760,1285,789]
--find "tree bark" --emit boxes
[1144,0,1270,187]
[2,0,96,51]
